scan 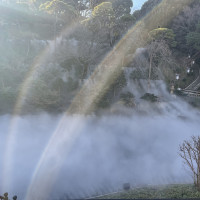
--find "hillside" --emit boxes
[0,0,200,115]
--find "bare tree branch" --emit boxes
[179,136,200,189]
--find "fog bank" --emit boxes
[0,103,199,199]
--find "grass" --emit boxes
[97,184,200,199]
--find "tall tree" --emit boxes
[62,0,90,15]
[186,21,200,52]
[89,0,106,9]
[146,40,173,88]
[112,0,133,18]
[39,0,77,20]
[149,28,177,48]
[172,1,200,54]
[83,2,116,46]
[90,0,133,17]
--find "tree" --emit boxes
[112,0,133,18]
[91,2,114,28]
[61,0,90,16]
[83,2,116,46]
[172,2,200,53]
[90,0,106,9]
[83,1,134,45]
[39,0,77,20]
[95,71,127,109]
[32,0,48,9]
[0,86,17,113]
[90,0,133,17]
[141,93,158,102]
[60,56,90,81]
[112,0,134,37]
[186,21,200,51]
[27,80,61,111]
[111,71,127,97]
[120,92,135,107]
[146,40,172,89]
[149,28,177,48]
[179,136,200,190]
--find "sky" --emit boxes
[132,0,148,11]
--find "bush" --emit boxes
[120,92,135,107]
[141,93,158,102]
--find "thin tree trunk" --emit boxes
[148,53,153,91]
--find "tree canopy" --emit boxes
[186,21,200,51]
[39,0,77,19]
[149,28,177,47]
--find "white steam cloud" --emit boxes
[0,97,200,199]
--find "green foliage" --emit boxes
[149,28,177,47]
[32,0,49,9]
[60,56,89,80]
[66,77,79,91]
[90,0,107,9]
[51,77,65,90]
[111,71,127,92]
[0,87,17,113]
[2,0,200,114]
[96,71,127,109]
[112,0,133,18]
[95,93,112,109]
[90,0,133,18]
[28,80,60,110]
[98,184,200,199]
[60,57,78,71]
[141,93,158,102]
[171,2,200,53]
[92,2,115,28]
[99,184,200,199]
[83,2,115,29]
[82,1,116,46]
[120,92,135,107]
[130,68,159,80]
[39,0,77,19]
[130,69,148,80]
[83,0,134,46]
[120,14,135,22]
[92,2,112,16]
[0,5,65,40]
[186,21,200,51]
[117,13,136,33]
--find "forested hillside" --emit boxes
[0,0,200,114]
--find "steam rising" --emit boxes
[0,97,199,199]
[0,1,197,199]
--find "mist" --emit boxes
[1,0,200,199]
[0,96,200,199]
